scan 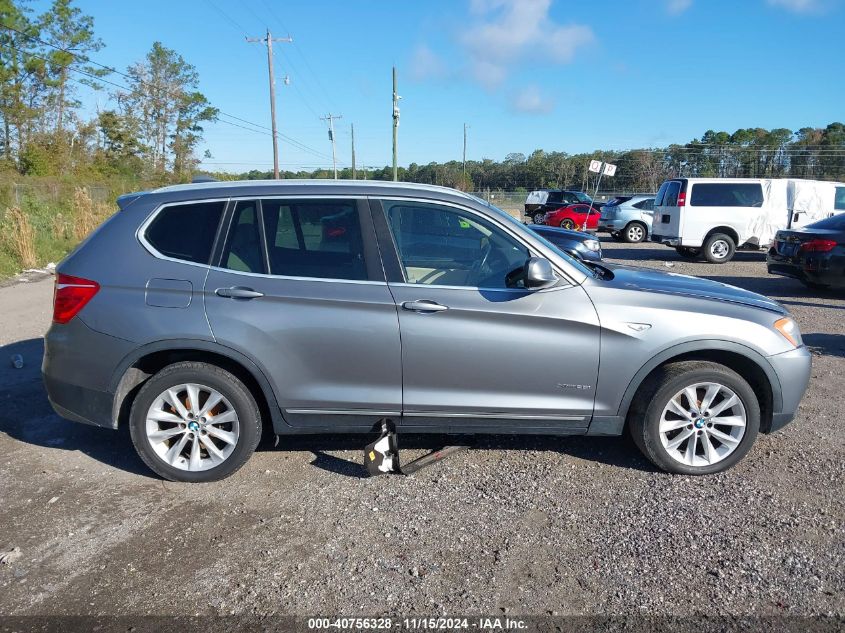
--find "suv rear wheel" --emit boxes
[129,361,262,482]
[703,233,736,264]
[629,361,760,475]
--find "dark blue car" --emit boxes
[528,224,602,262]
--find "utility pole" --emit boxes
[462,123,470,179]
[321,113,342,179]
[247,29,292,179]
[392,66,400,181]
[351,123,356,180]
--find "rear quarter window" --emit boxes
[145,201,225,264]
[690,183,764,207]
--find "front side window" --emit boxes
[383,201,529,289]
[573,191,592,204]
[690,183,764,207]
[145,200,225,264]
[261,199,367,280]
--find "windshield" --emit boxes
[467,195,595,277]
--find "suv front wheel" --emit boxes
[129,361,262,482]
[629,361,760,475]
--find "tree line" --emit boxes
[232,123,845,194]
[0,0,216,183]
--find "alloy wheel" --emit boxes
[145,383,240,472]
[658,381,747,467]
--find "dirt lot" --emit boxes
[0,238,843,619]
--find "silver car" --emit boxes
[43,180,811,482]
[598,194,656,243]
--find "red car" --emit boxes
[544,203,599,230]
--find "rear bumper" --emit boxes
[42,318,135,430]
[766,346,812,433]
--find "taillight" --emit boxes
[676,191,687,207]
[799,239,837,253]
[53,274,99,324]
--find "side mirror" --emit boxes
[524,257,557,290]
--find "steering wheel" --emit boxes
[469,239,493,285]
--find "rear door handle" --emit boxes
[402,300,448,313]
[215,286,264,299]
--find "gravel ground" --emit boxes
[0,238,843,620]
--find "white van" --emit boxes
[651,178,845,263]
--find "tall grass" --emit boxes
[1,207,37,269]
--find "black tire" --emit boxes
[623,222,647,243]
[675,246,700,259]
[560,219,575,230]
[129,361,262,482]
[702,233,736,264]
[532,212,545,224]
[610,231,623,242]
[628,361,760,475]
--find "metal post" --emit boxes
[351,123,356,180]
[392,66,399,181]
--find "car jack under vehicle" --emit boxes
[364,419,471,476]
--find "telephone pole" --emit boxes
[463,123,470,178]
[392,66,400,181]
[247,29,292,179]
[321,113,342,179]
[351,123,356,180]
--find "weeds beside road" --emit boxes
[0,239,842,618]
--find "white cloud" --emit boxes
[766,0,824,12]
[460,0,594,89]
[511,85,554,114]
[666,0,693,14]
[409,44,447,81]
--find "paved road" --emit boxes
[0,242,843,619]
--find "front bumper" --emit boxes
[766,345,812,433]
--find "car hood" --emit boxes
[597,264,786,314]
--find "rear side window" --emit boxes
[221,201,265,274]
[633,198,655,211]
[261,199,367,280]
[690,183,764,207]
[145,201,225,264]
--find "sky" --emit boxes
[30,0,845,173]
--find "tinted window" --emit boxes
[664,181,681,206]
[547,192,563,204]
[806,213,845,230]
[690,183,764,207]
[573,192,592,203]
[221,201,265,273]
[654,181,670,206]
[835,187,845,211]
[384,201,529,289]
[146,201,225,264]
[257,199,367,280]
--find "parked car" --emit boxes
[527,224,602,262]
[767,213,845,289]
[44,180,811,482]
[651,177,845,263]
[544,203,599,230]
[525,189,593,224]
[598,194,655,243]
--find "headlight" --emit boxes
[774,317,802,347]
[584,239,601,252]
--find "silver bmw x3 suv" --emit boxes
[43,180,812,482]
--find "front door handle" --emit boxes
[402,300,448,313]
[216,286,264,300]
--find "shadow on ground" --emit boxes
[0,338,654,481]
[802,333,845,359]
